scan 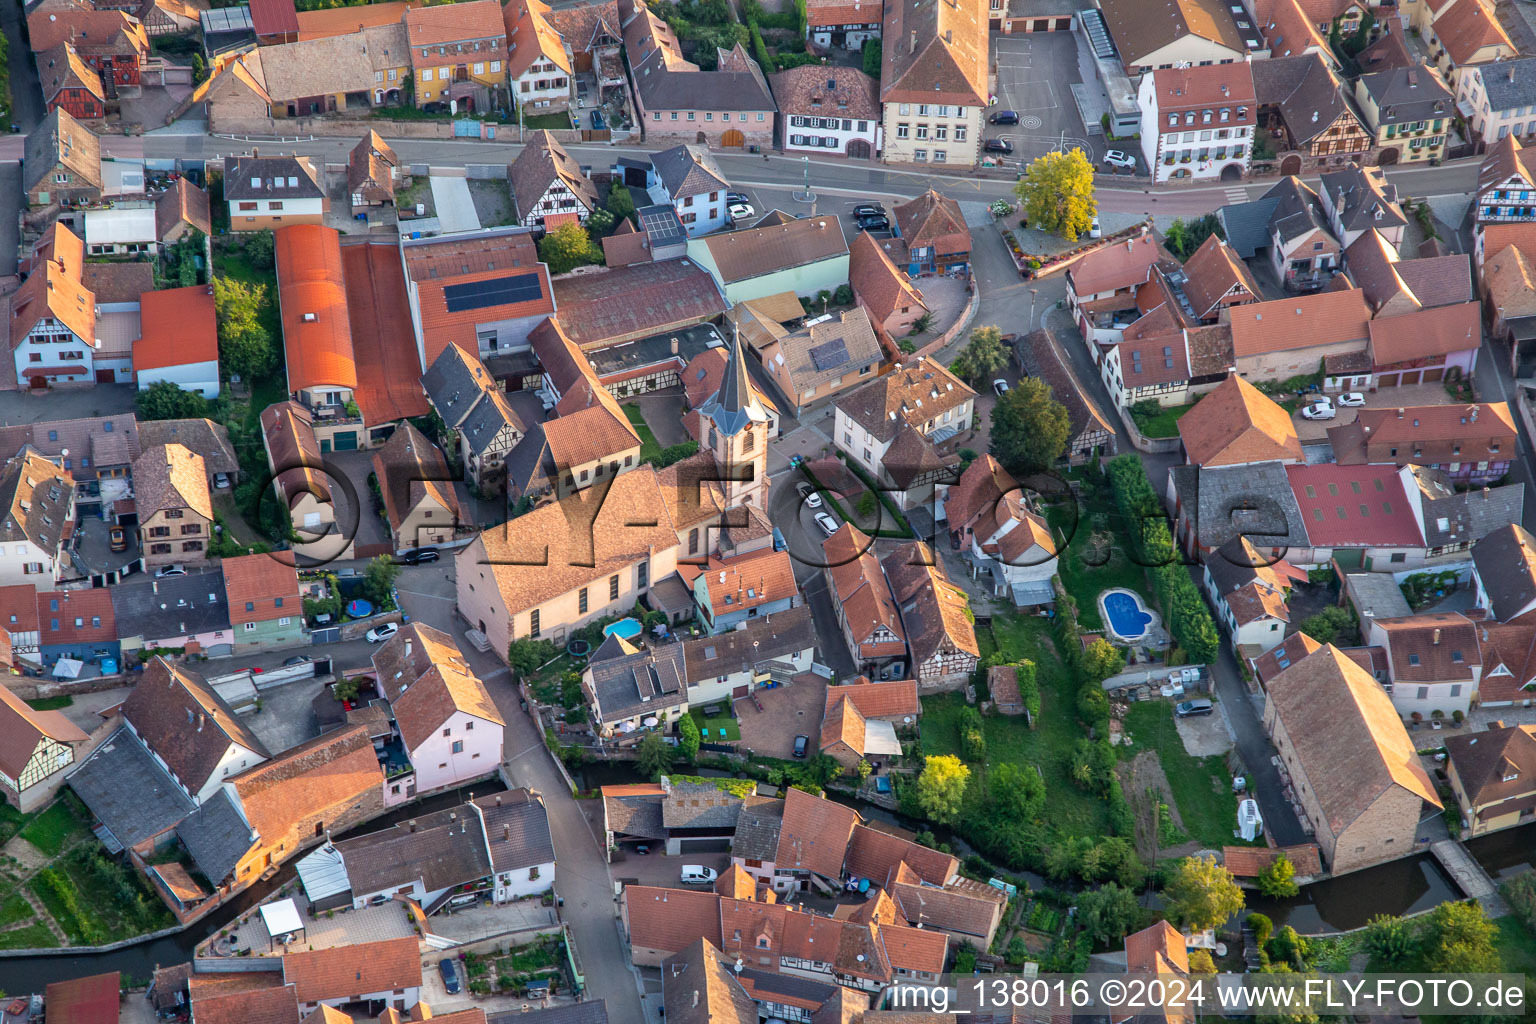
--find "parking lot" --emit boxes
[1290,381,1460,441]
[989,32,1098,169]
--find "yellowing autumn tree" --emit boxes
[1014,149,1098,243]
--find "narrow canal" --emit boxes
[0,779,505,993]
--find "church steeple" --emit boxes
[699,328,768,438]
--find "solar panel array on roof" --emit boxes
[638,204,687,248]
[443,273,544,313]
[808,338,850,372]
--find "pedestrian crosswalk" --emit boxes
[1222,187,1250,204]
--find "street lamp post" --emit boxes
[794,156,816,203]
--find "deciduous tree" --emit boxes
[1163,854,1244,931]
[135,380,210,421]
[1013,149,1098,242]
[950,325,1009,388]
[990,376,1070,476]
[538,220,603,274]
[989,762,1045,821]
[677,713,701,762]
[212,276,277,381]
[1419,900,1500,973]
[1076,882,1141,946]
[1080,638,1125,685]
[637,732,673,781]
[1257,853,1299,899]
[913,754,970,823]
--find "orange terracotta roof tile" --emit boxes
[135,285,217,372]
[776,786,858,878]
[1227,288,1371,358]
[402,230,553,366]
[282,936,421,1005]
[223,552,302,624]
[1177,374,1302,467]
[340,239,430,422]
[276,225,357,394]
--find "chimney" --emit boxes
[197,713,205,732]
[504,824,510,841]
[1483,486,1491,500]
[1492,720,1506,730]
[1397,407,1405,418]
[495,794,502,805]
[252,147,260,157]
[405,639,412,658]
[909,30,916,53]
[408,819,417,832]
[671,337,679,355]
[693,992,700,1009]
[1432,628,1441,645]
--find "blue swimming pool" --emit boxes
[603,617,643,641]
[1102,591,1152,640]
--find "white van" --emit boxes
[680,866,718,885]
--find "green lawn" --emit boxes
[1129,401,1198,439]
[1494,915,1536,974]
[621,404,664,464]
[0,889,32,927]
[1045,501,1154,633]
[923,614,1112,840]
[1120,702,1250,849]
[0,803,28,846]
[212,242,283,427]
[25,695,72,711]
[17,798,90,857]
[690,710,741,741]
[0,922,58,950]
[521,111,574,130]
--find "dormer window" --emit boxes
[1408,654,1420,666]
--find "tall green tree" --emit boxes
[1419,900,1500,973]
[1257,853,1299,899]
[1080,638,1125,685]
[1076,882,1141,946]
[677,713,701,762]
[950,325,1009,387]
[606,180,638,226]
[1360,914,1416,971]
[1162,854,1244,931]
[1013,149,1098,242]
[538,220,603,274]
[989,762,1045,821]
[212,276,277,381]
[362,555,401,606]
[135,380,210,421]
[913,754,970,823]
[637,732,673,780]
[990,376,1070,476]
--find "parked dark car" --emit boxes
[398,548,441,565]
[989,110,1020,124]
[793,735,809,758]
[590,109,607,130]
[439,959,461,995]
[1175,700,1213,718]
[983,138,1014,154]
[855,214,889,232]
[850,204,884,218]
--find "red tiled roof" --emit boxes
[194,984,300,1024]
[282,937,421,1004]
[404,0,506,52]
[340,239,430,422]
[821,678,919,719]
[135,286,217,372]
[222,552,301,625]
[776,786,858,879]
[1367,301,1480,366]
[1177,374,1302,466]
[624,885,724,952]
[0,685,87,793]
[844,824,955,885]
[1067,233,1166,297]
[249,0,300,36]
[1286,463,1423,547]
[806,0,881,26]
[276,225,356,394]
[37,587,115,645]
[1228,288,1371,358]
[45,974,121,1024]
[403,231,554,366]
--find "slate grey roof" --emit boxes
[504,422,553,497]
[490,1004,610,1024]
[1263,176,1331,245]
[682,606,815,683]
[651,145,730,201]
[1169,461,1310,552]
[1217,196,1281,258]
[730,793,784,861]
[661,780,743,829]
[1480,56,1536,114]
[459,389,523,458]
[1473,523,1536,621]
[110,570,232,642]
[224,155,323,201]
[68,728,196,852]
[421,344,491,429]
[1319,165,1406,234]
[475,789,557,872]
[735,966,837,1005]
[631,59,774,114]
[1359,65,1453,126]
[1202,536,1270,596]
[1405,466,1525,549]
[175,787,256,884]
[696,334,770,438]
[588,644,688,724]
[604,790,666,839]
[135,419,240,478]
[335,803,492,895]
[1250,53,1354,150]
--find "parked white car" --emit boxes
[1337,392,1366,407]
[1300,401,1336,421]
[1104,150,1136,169]
[681,866,718,885]
[366,622,400,643]
[993,379,1010,395]
[814,512,840,536]
[728,202,755,220]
